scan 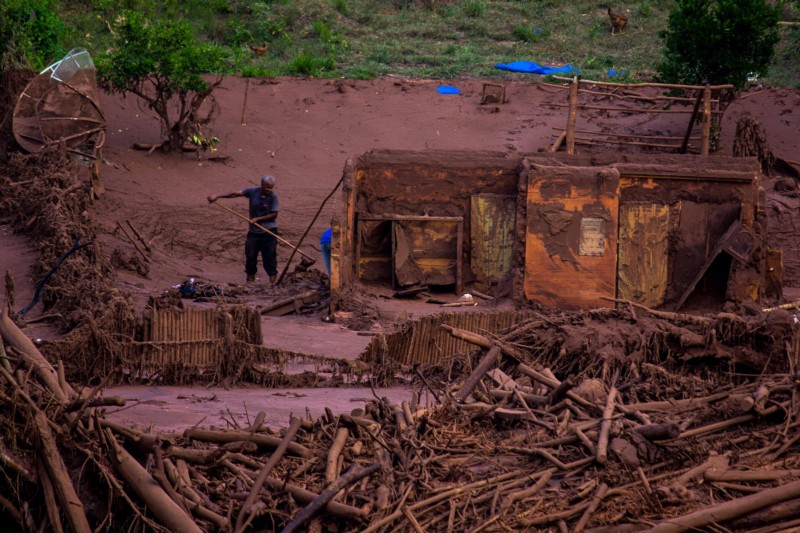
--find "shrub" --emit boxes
[462,0,488,18]
[286,51,335,76]
[0,0,66,70]
[96,11,226,152]
[659,0,781,87]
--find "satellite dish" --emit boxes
[13,48,106,156]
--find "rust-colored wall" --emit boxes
[518,154,760,309]
[522,165,621,309]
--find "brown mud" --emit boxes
[1,76,799,410]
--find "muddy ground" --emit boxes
[2,76,800,430]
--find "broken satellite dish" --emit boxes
[13,48,106,156]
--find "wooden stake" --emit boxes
[107,430,202,533]
[566,76,579,155]
[455,345,501,402]
[282,463,380,533]
[276,175,344,285]
[325,427,349,484]
[680,89,704,154]
[241,77,250,125]
[574,482,609,532]
[701,85,712,156]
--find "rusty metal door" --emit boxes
[470,194,516,284]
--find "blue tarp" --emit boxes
[607,69,626,77]
[495,61,575,75]
[437,85,461,94]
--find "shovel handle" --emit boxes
[212,202,314,261]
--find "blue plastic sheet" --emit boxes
[437,85,461,95]
[607,69,626,77]
[495,61,574,75]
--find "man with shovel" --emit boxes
[208,175,280,284]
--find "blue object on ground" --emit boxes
[320,228,332,276]
[535,29,542,35]
[437,85,461,95]
[608,69,626,77]
[495,62,574,75]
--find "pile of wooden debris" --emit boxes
[1,300,800,532]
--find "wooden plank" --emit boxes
[523,167,620,309]
[617,203,670,307]
[261,290,321,316]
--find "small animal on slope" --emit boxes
[608,7,629,35]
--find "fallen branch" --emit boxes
[235,416,305,532]
[282,463,380,533]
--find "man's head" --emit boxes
[260,175,276,194]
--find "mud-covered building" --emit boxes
[331,150,765,311]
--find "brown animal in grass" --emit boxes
[608,7,628,35]
[249,43,268,58]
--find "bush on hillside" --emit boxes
[659,0,781,87]
[0,0,66,70]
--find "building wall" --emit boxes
[334,150,761,311]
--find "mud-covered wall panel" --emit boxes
[524,166,620,309]
[617,204,670,307]
[351,150,519,286]
[471,194,516,285]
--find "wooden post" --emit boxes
[566,77,579,155]
[701,85,711,156]
[241,77,250,126]
[680,90,704,154]
[456,220,463,295]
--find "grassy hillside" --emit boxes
[61,0,800,86]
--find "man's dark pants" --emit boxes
[245,230,278,278]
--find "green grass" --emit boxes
[58,0,800,87]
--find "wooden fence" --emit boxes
[139,306,262,368]
[547,77,735,156]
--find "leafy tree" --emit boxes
[659,0,781,87]
[0,0,66,70]
[96,11,226,153]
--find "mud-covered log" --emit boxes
[646,478,800,533]
[33,409,91,533]
[456,345,501,402]
[0,306,73,402]
[108,432,203,533]
[184,428,310,457]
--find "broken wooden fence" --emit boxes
[548,76,735,155]
[360,310,537,366]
